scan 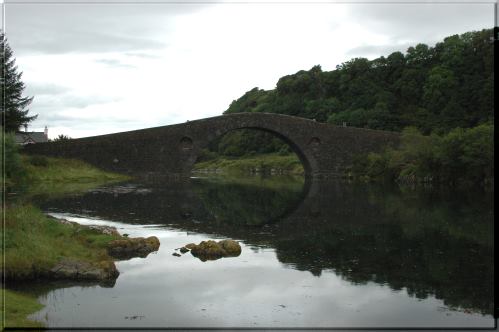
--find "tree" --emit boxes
[52,134,71,142]
[1,31,36,132]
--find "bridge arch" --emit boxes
[183,123,316,178]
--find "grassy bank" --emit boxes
[193,153,304,175]
[22,155,129,183]
[18,155,130,195]
[0,204,124,328]
[1,204,121,279]
[1,289,45,328]
[2,152,132,328]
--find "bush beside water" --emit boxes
[350,123,494,186]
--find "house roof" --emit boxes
[15,132,48,144]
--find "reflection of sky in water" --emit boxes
[29,214,494,328]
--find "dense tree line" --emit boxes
[225,29,493,133]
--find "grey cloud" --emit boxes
[95,58,136,69]
[124,51,163,59]
[13,31,166,56]
[4,3,208,55]
[25,83,70,96]
[60,94,122,109]
[36,112,134,126]
[347,3,493,46]
[32,93,121,112]
[346,43,414,59]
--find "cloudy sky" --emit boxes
[2,0,495,139]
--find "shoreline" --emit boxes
[2,208,160,328]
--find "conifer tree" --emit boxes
[1,31,36,132]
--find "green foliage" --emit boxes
[1,288,44,328]
[51,134,71,142]
[1,131,28,188]
[28,154,49,167]
[437,123,494,183]
[224,29,493,134]
[1,31,36,132]
[351,124,494,185]
[23,155,130,184]
[1,204,120,279]
[207,129,291,158]
[193,153,304,175]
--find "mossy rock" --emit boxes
[185,243,197,250]
[189,239,241,261]
[107,236,160,259]
[218,239,242,256]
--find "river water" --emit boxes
[16,176,495,328]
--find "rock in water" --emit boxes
[184,243,197,250]
[190,240,226,260]
[188,239,242,261]
[86,225,120,236]
[218,239,242,256]
[107,236,160,260]
[50,259,119,281]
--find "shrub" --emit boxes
[351,124,494,186]
[28,155,49,167]
[1,131,27,188]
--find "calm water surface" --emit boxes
[15,176,495,328]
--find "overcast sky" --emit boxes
[2,0,495,139]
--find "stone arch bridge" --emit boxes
[24,113,400,179]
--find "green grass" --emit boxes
[8,155,131,200]
[23,154,130,184]
[1,204,121,279]
[193,153,304,175]
[1,288,45,328]
[193,173,305,192]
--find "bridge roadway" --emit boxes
[23,112,400,179]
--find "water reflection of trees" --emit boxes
[191,176,305,225]
[194,181,494,316]
[38,178,494,316]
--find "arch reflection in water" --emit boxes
[35,177,494,324]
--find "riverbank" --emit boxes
[1,155,139,328]
[2,204,121,280]
[1,204,160,328]
[193,153,304,175]
[1,205,119,328]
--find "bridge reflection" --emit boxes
[36,177,494,316]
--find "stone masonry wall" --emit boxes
[23,113,400,179]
